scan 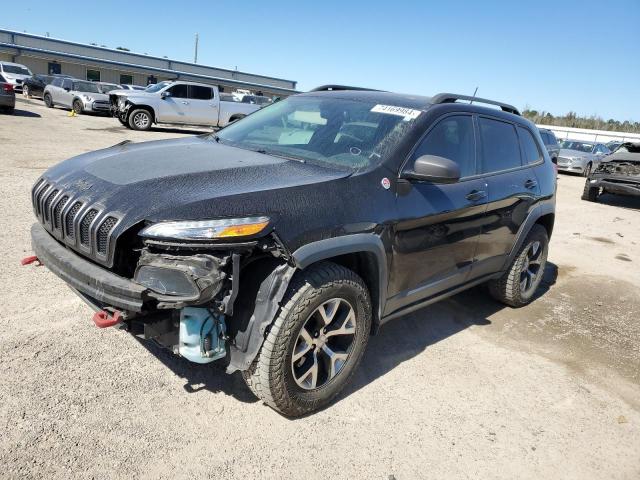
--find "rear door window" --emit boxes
[62,79,73,90]
[189,85,213,100]
[410,115,476,178]
[518,126,543,164]
[478,117,522,173]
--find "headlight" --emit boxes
[140,216,270,241]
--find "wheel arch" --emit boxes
[292,233,388,330]
[502,201,555,272]
[127,102,156,123]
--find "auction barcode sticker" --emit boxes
[371,104,422,121]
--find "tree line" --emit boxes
[522,109,640,134]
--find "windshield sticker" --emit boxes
[371,104,422,121]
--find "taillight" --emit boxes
[2,83,13,93]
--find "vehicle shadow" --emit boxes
[134,262,558,414]
[5,109,41,118]
[596,193,640,211]
[337,261,559,408]
[134,336,258,404]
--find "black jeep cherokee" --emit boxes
[28,86,556,416]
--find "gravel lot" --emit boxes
[1,97,639,480]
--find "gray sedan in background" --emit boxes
[557,139,611,176]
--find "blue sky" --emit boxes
[4,0,640,121]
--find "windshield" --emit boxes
[73,81,100,93]
[561,140,595,153]
[98,84,120,93]
[216,96,423,171]
[145,81,171,93]
[2,64,31,75]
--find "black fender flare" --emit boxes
[501,199,555,272]
[226,233,388,373]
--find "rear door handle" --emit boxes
[466,190,487,202]
[524,179,538,189]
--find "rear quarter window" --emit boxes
[518,126,543,164]
[479,117,522,173]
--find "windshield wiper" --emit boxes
[251,147,306,163]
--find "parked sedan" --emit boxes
[0,73,16,114]
[97,83,123,94]
[0,61,32,92]
[44,77,111,114]
[538,128,560,164]
[22,74,72,98]
[557,139,611,176]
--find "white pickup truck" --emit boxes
[110,81,262,130]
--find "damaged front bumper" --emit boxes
[588,174,640,197]
[30,223,230,314]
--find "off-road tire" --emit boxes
[72,99,83,114]
[581,180,599,202]
[43,93,53,108]
[128,108,152,131]
[488,224,549,308]
[242,262,371,417]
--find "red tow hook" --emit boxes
[21,255,42,266]
[92,310,122,328]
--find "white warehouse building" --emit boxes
[0,29,298,97]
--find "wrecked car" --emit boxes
[582,142,640,202]
[26,86,556,416]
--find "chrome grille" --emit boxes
[65,202,83,238]
[43,189,59,222]
[80,209,98,246]
[31,179,121,266]
[52,195,69,230]
[97,217,118,254]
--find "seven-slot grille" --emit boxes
[31,179,120,265]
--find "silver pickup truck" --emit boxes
[110,81,262,130]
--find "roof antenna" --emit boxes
[470,87,478,104]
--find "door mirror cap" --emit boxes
[161,91,171,99]
[404,155,461,184]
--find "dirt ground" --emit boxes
[1,97,639,480]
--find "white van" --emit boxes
[0,62,33,92]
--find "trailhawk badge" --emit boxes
[381,177,391,190]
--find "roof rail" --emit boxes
[430,93,520,116]
[310,85,382,92]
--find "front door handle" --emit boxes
[524,179,538,189]
[466,190,487,202]
[181,101,189,105]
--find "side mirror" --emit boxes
[64,87,70,92]
[161,91,171,99]
[404,155,461,184]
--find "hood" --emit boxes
[39,135,352,239]
[3,73,31,83]
[605,151,640,163]
[76,91,109,101]
[560,148,592,157]
[111,89,155,99]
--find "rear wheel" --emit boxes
[581,180,600,202]
[128,108,152,131]
[72,99,83,114]
[43,93,53,108]
[242,262,371,417]
[488,224,549,307]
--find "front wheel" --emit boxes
[582,180,599,202]
[23,85,30,97]
[582,162,592,177]
[242,262,371,417]
[128,108,152,130]
[72,99,83,114]
[43,93,53,108]
[488,224,549,307]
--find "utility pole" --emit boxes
[194,33,199,63]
